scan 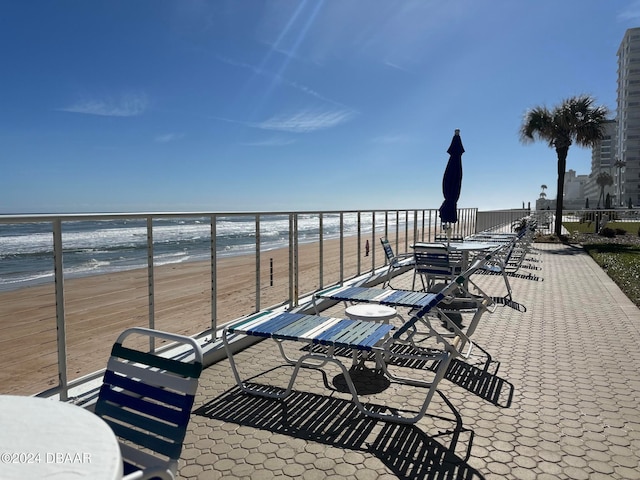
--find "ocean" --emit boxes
[0,213,412,292]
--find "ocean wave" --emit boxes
[0,214,413,290]
[0,271,54,291]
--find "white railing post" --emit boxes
[319,213,324,289]
[394,210,399,251]
[255,215,261,312]
[288,214,298,307]
[210,215,217,332]
[52,219,68,400]
[339,213,344,284]
[146,217,155,351]
[356,211,362,276]
[370,211,376,271]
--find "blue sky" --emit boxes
[1,0,638,214]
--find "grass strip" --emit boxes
[582,242,640,308]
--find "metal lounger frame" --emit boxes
[223,254,495,425]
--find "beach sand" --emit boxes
[0,232,417,396]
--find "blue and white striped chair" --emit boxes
[95,327,203,480]
[223,253,494,425]
[380,238,414,287]
[412,243,462,291]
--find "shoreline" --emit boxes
[0,230,410,294]
[0,232,416,395]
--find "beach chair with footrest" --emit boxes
[313,256,497,358]
[223,254,494,425]
[470,226,543,300]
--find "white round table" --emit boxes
[345,304,397,323]
[0,395,122,480]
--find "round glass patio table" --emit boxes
[0,395,122,480]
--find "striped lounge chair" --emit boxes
[312,255,497,356]
[223,254,493,425]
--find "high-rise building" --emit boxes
[616,27,640,208]
[586,119,616,206]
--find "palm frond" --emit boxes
[520,94,610,148]
[520,106,555,147]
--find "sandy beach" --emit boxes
[0,232,416,396]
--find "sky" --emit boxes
[1,0,639,214]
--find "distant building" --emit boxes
[562,169,589,209]
[535,196,554,211]
[585,119,616,207]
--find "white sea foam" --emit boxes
[0,213,414,291]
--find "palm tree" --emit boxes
[520,95,609,237]
[540,184,547,192]
[595,172,613,208]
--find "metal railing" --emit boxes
[0,207,527,398]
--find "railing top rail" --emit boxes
[0,208,479,225]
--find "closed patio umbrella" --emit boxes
[438,129,464,238]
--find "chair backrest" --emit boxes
[434,234,464,243]
[394,251,493,339]
[95,327,204,477]
[380,238,397,265]
[413,243,452,275]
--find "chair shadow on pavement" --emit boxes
[383,345,514,409]
[491,296,528,312]
[303,344,514,409]
[443,358,514,408]
[195,376,487,480]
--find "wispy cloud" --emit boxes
[216,54,349,109]
[384,60,414,73]
[59,93,148,117]
[257,108,356,133]
[155,133,184,143]
[618,1,640,21]
[240,137,296,147]
[211,107,356,133]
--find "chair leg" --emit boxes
[502,271,513,300]
[384,266,393,288]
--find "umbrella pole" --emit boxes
[443,222,451,247]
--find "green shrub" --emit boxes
[615,228,627,236]
[599,227,616,238]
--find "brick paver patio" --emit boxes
[177,242,640,480]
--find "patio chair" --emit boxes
[474,228,543,300]
[223,253,494,425]
[412,243,462,292]
[434,234,464,243]
[95,327,204,480]
[380,238,414,287]
[313,254,497,357]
